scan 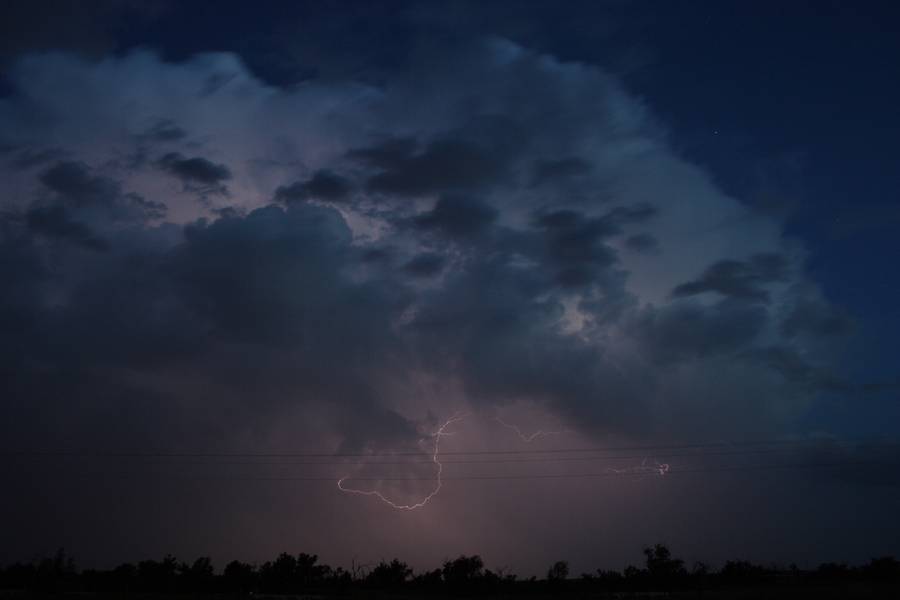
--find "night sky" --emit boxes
[2,0,899,576]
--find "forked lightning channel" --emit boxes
[337,413,468,510]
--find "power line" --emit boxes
[9,459,898,482]
[7,445,897,467]
[4,438,899,459]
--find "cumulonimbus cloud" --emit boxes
[0,40,853,459]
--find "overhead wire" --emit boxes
[4,437,899,460]
[7,459,898,482]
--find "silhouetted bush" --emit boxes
[865,556,900,582]
[137,555,179,593]
[411,567,442,587]
[181,556,214,592]
[547,560,569,582]
[223,559,256,592]
[3,545,900,596]
[366,559,412,588]
[720,559,772,585]
[441,554,484,586]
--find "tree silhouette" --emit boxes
[366,559,412,588]
[865,556,900,582]
[3,546,900,596]
[547,560,569,582]
[31,548,76,592]
[296,553,330,586]
[412,568,443,587]
[223,560,256,592]
[441,555,484,586]
[181,556,214,592]
[259,552,296,592]
[643,543,686,586]
[720,559,768,584]
[137,555,179,593]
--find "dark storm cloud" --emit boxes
[531,156,592,186]
[671,252,790,303]
[158,152,231,184]
[403,252,446,278]
[24,205,108,251]
[624,232,659,253]
[535,209,616,247]
[0,200,417,457]
[140,119,188,143]
[8,147,67,170]
[359,245,394,264]
[275,170,352,203]
[413,195,498,238]
[748,345,848,392]
[347,136,417,169]
[405,251,649,435]
[174,204,361,345]
[36,160,165,222]
[630,299,768,364]
[0,33,854,461]
[127,193,167,220]
[352,137,510,197]
[157,152,231,195]
[530,205,655,289]
[781,297,852,339]
[603,203,658,226]
[40,160,120,207]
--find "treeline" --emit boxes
[2,545,899,595]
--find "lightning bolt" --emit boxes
[337,412,468,510]
[495,415,669,476]
[494,416,568,443]
[605,457,670,478]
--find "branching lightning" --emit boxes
[337,412,468,510]
[604,457,670,478]
[494,416,668,479]
[338,413,668,509]
[494,416,568,443]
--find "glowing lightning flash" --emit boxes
[495,415,669,477]
[494,416,568,443]
[605,457,670,478]
[337,413,468,510]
